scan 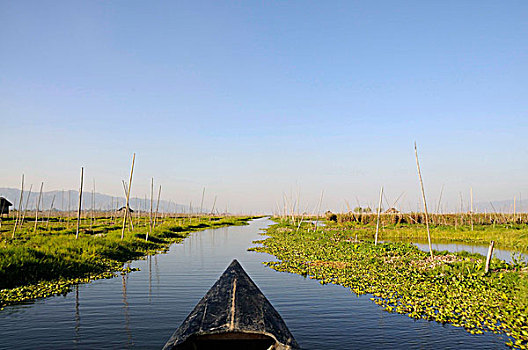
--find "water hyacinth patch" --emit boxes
[250,220,528,349]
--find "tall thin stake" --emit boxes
[513,195,516,222]
[33,182,44,234]
[154,185,161,227]
[147,177,153,241]
[375,186,384,245]
[91,179,95,231]
[111,196,115,223]
[20,184,33,226]
[121,180,134,230]
[199,187,205,218]
[60,189,64,223]
[314,190,324,232]
[12,174,24,238]
[121,153,135,240]
[68,190,71,228]
[414,142,433,258]
[485,241,495,274]
[46,195,56,231]
[436,184,444,214]
[211,195,217,215]
[470,187,474,231]
[76,168,84,239]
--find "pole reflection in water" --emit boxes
[148,255,152,303]
[74,284,80,347]
[155,255,160,286]
[122,266,132,347]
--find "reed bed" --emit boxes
[335,212,528,226]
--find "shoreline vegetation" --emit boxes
[0,214,255,308]
[334,212,528,253]
[250,216,528,349]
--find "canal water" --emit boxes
[0,218,510,349]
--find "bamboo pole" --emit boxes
[136,195,140,227]
[111,196,114,223]
[436,184,444,214]
[414,142,433,259]
[291,191,297,225]
[60,189,64,223]
[211,195,217,215]
[91,179,95,231]
[154,185,161,227]
[513,195,516,222]
[12,174,24,238]
[296,189,300,222]
[121,153,135,240]
[296,212,305,232]
[167,199,172,219]
[46,195,56,231]
[199,187,205,219]
[314,190,324,232]
[33,182,44,234]
[283,194,287,221]
[121,180,134,230]
[20,184,33,227]
[0,201,3,229]
[484,241,495,273]
[147,177,153,241]
[188,201,192,224]
[470,187,474,231]
[68,190,71,228]
[76,168,84,239]
[375,186,384,245]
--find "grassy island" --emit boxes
[0,214,254,308]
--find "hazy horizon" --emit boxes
[2,1,527,213]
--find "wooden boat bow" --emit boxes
[162,259,300,350]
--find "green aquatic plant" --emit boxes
[320,219,528,254]
[250,221,528,349]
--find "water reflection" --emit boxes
[122,267,133,348]
[74,285,80,347]
[148,255,152,303]
[155,255,160,286]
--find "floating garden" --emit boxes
[251,219,528,349]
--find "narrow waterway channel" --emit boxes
[0,218,510,349]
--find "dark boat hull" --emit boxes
[162,259,300,350]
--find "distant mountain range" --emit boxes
[0,188,202,213]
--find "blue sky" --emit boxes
[1,1,527,213]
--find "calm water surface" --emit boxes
[413,242,527,263]
[0,218,510,349]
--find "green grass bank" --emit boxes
[335,220,528,254]
[0,215,255,308]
